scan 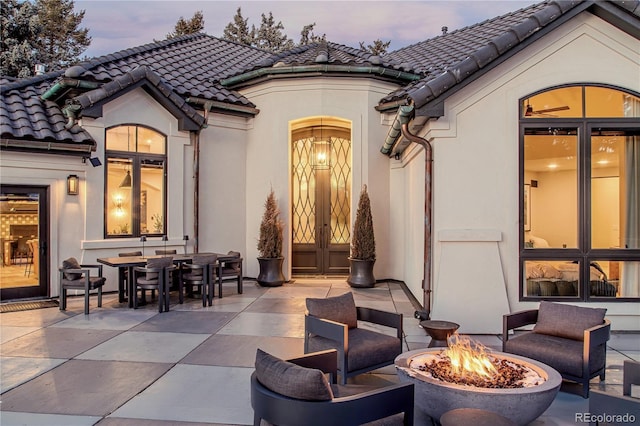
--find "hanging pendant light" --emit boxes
[119,170,132,188]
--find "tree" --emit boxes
[35,0,91,73]
[299,23,325,46]
[166,10,204,39]
[254,12,294,53]
[1,0,40,77]
[222,7,254,46]
[359,39,391,56]
[222,8,318,53]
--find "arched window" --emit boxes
[519,85,640,301]
[104,125,167,238]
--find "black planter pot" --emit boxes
[257,257,285,287]
[347,258,376,288]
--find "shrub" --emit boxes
[257,189,284,258]
[351,185,375,260]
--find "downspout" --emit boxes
[191,131,200,253]
[398,105,433,318]
[190,101,214,253]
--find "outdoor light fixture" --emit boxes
[312,120,331,170]
[67,175,79,195]
[119,170,132,188]
[140,235,147,258]
[83,157,102,167]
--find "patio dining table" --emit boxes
[97,252,240,308]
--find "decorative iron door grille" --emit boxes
[292,135,351,274]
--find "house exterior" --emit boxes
[1,0,638,331]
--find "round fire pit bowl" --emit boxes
[395,348,561,425]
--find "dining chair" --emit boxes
[215,250,243,299]
[118,251,145,301]
[133,256,174,312]
[155,249,179,288]
[181,253,217,306]
[155,249,177,255]
[59,257,106,315]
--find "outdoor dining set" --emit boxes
[58,250,243,314]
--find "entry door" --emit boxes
[292,135,351,275]
[0,186,49,300]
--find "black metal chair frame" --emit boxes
[181,261,216,307]
[133,264,175,313]
[305,306,403,385]
[502,309,611,398]
[58,264,105,315]
[214,256,243,300]
[251,349,414,426]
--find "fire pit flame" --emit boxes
[445,334,497,379]
[412,334,545,388]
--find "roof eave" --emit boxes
[407,0,592,114]
[221,64,421,89]
[0,137,95,155]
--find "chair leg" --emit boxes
[98,286,103,308]
[84,288,90,315]
[60,288,67,311]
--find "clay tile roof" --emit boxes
[380,0,639,109]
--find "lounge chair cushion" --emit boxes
[62,257,82,280]
[504,331,606,377]
[306,292,358,329]
[534,301,606,341]
[307,328,402,372]
[254,349,333,401]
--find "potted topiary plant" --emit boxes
[257,189,285,287]
[347,185,376,287]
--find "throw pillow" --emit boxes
[534,301,606,341]
[62,257,82,280]
[306,292,358,329]
[254,349,333,401]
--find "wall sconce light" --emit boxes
[67,175,79,195]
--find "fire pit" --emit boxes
[395,336,561,425]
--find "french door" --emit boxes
[292,132,351,275]
[0,185,49,300]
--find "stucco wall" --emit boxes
[239,77,399,279]
[78,89,193,292]
[197,114,248,256]
[392,13,640,331]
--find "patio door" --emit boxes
[292,120,351,275]
[0,185,49,300]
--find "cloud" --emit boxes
[76,0,537,58]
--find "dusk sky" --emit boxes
[75,0,539,59]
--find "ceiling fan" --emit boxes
[525,103,570,117]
